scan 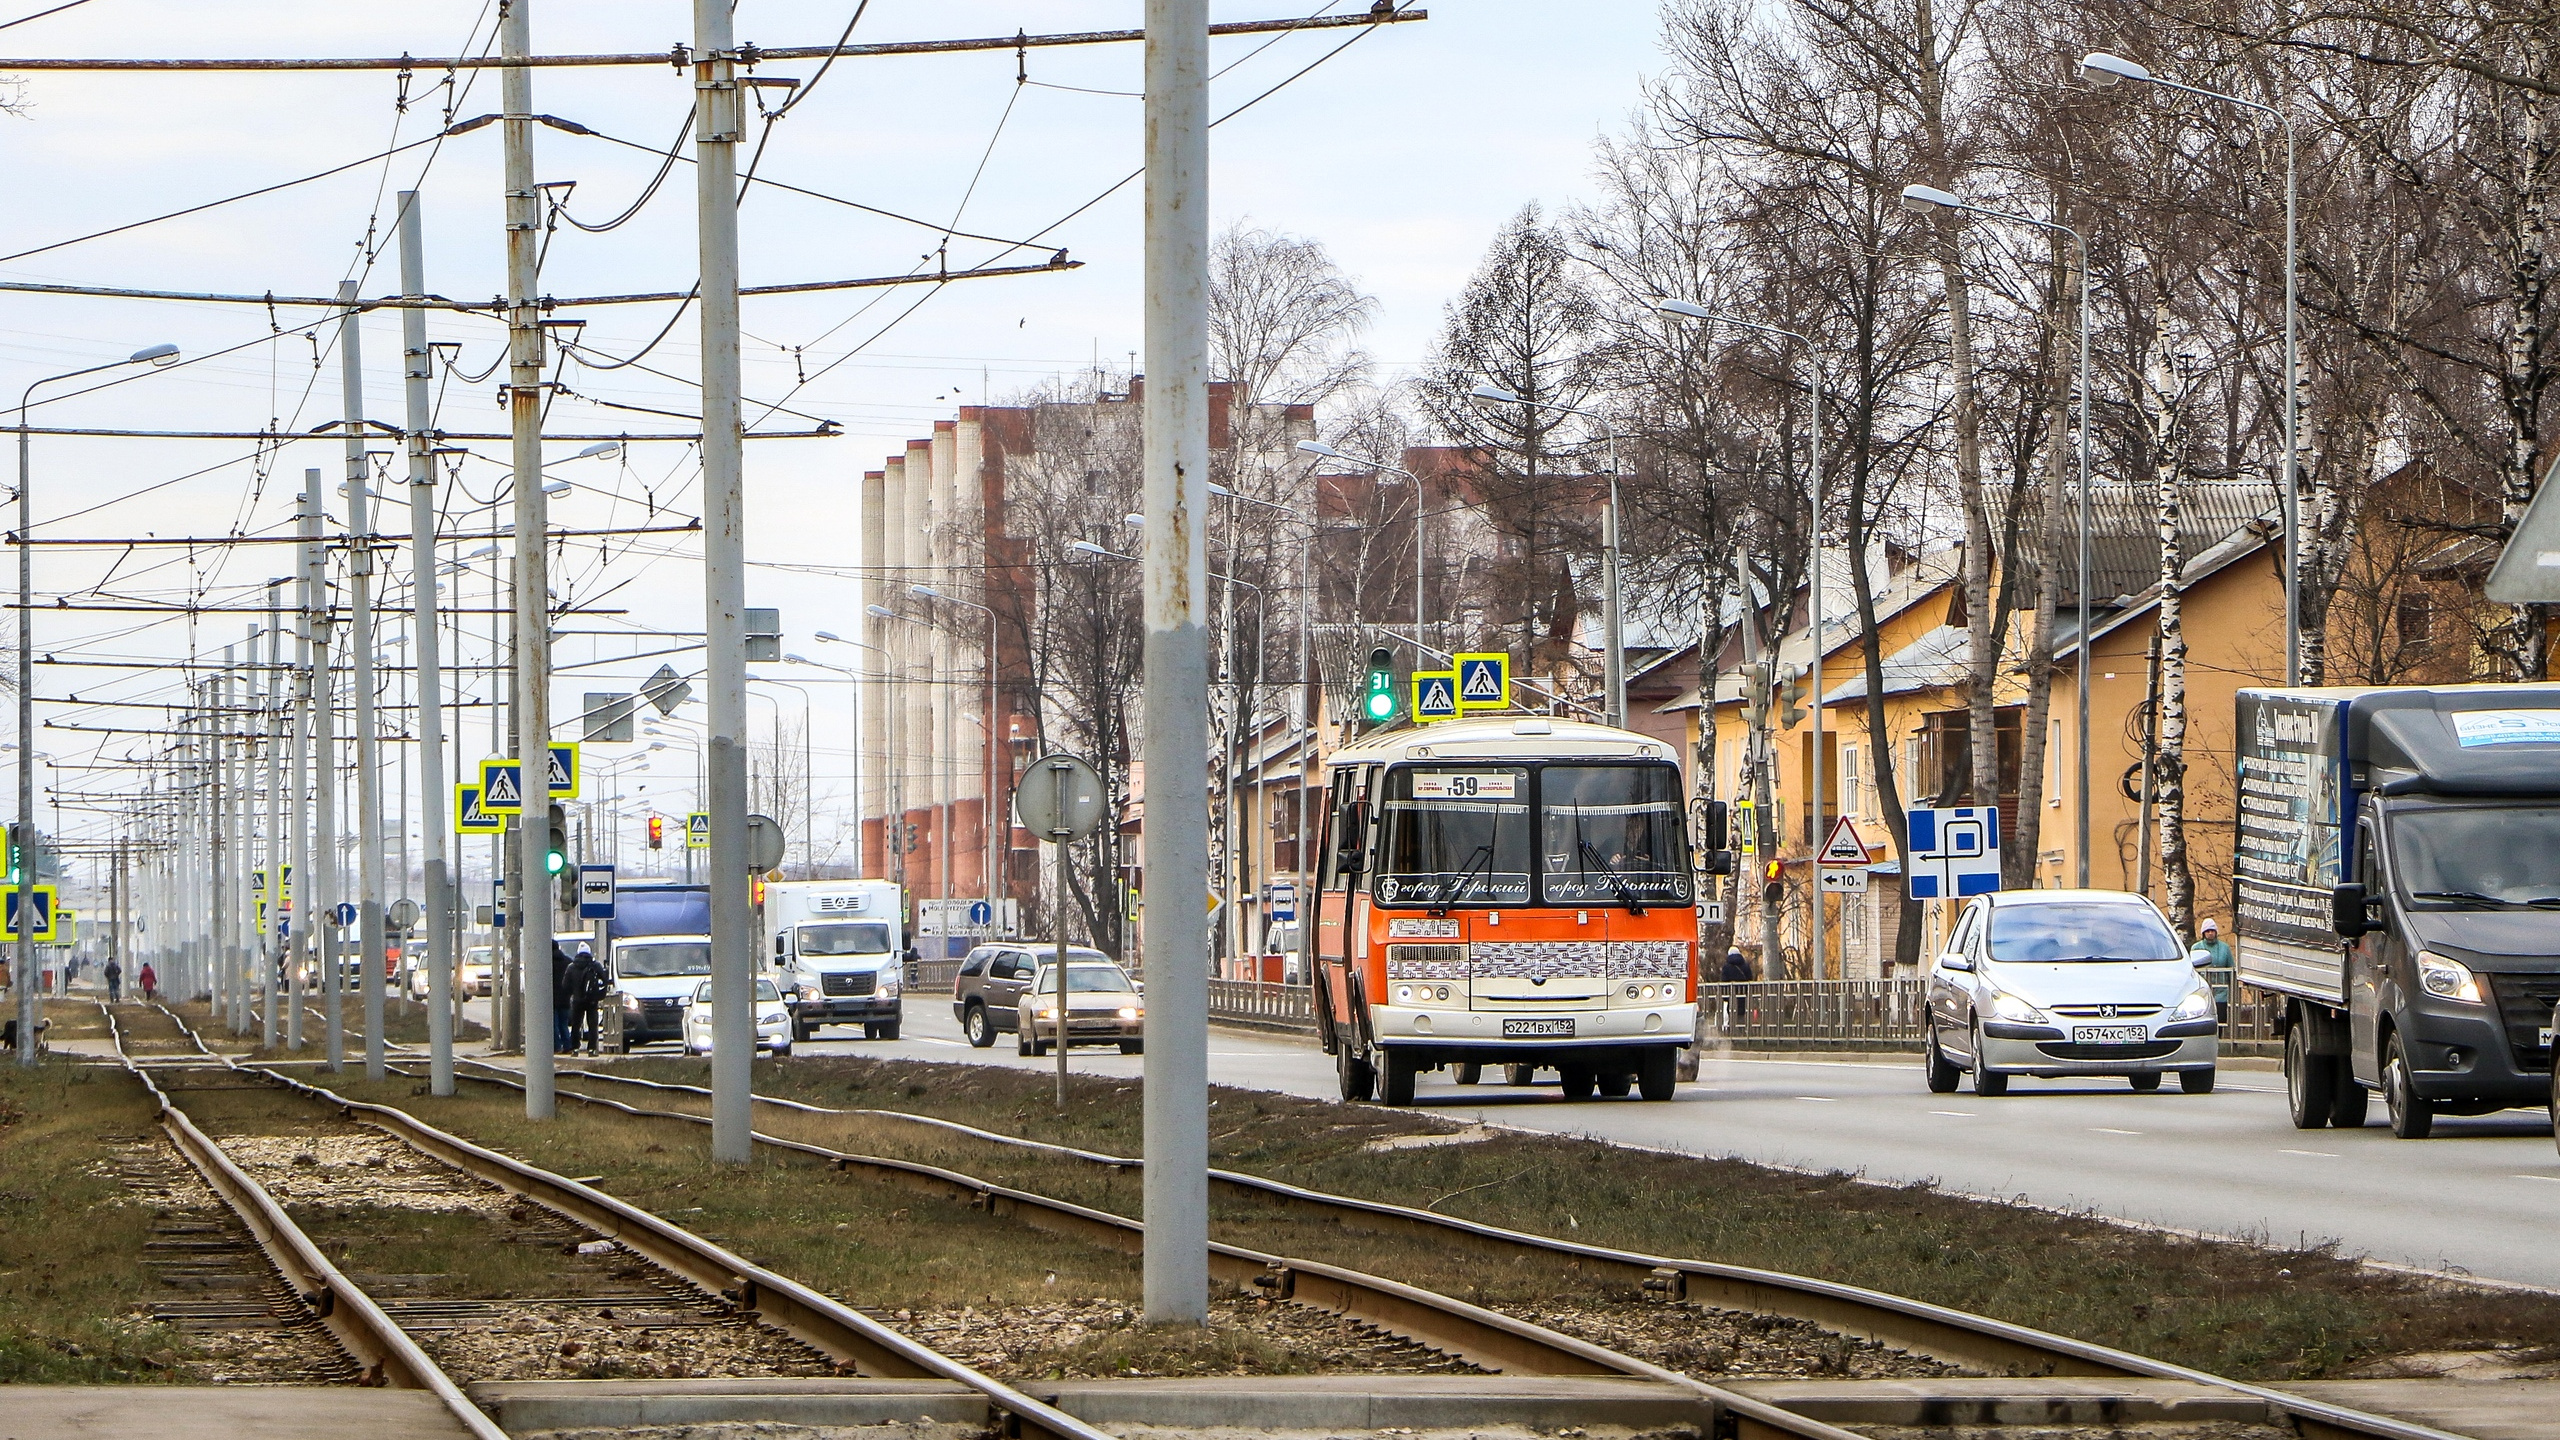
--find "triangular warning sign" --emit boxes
[485,767,521,808]
[1818,816,1869,865]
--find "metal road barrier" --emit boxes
[1206,978,1315,1030]
[1699,979,1930,1049]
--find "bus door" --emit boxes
[1315,766,1376,1039]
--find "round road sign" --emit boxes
[388,897,422,932]
[1012,753,1105,842]
[743,813,787,872]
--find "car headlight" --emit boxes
[1117,1006,1139,1020]
[880,975,902,997]
[1037,1005,1059,1019]
[2417,951,2484,1004]
[2171,988,2215,1021]
[1988,991,2050,1024]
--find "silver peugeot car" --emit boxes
[1924,889,2219,1096]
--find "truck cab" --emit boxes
[2238,687,2560,1137]
[603,883,711,1051]
[763,879,905,1042]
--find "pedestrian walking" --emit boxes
[566,943,607,1055]
[1719,948,1754,984]
[550,941,579,1053]
[137,961,158,1003]
[103,958,122,1003]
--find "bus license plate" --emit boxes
[2072,1025,2146,1045]
[1503,1018,1574,1038]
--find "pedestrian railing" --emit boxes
[1699,978,1930,1048]
[1206,978,1316,1031]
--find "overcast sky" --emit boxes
[2,1,1668,873]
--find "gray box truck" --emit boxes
[2235,685,2560,1137]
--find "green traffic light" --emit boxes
[546,850,567,876]
[1365,687,1395,720]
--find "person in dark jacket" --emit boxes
[1719,948,1755,983]
[104,958,123,1003]
[565,943,608,1055]
[551,941,579,1053]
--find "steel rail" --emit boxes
[521,1061,2465,1440]
[404,1060,1866,1440]
[244,1066,1123,1440]
[98,1008,508,1439]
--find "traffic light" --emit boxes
[545,803,569,876]
[4,824,17,885]
[1776,666,1809,728]
[1362,646,1398,727]
[647,814,665,850]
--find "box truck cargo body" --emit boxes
[761,879,904,1041]
[2235,685,2560,1137]
[603,883,711,1050]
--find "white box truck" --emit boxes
[2235,685,2560,1138]
[762,879,905,1042]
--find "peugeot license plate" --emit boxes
[2073,1025,2147,1045]
[1503,1018,1574,1038]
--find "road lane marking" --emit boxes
[2091,1127,2143,1136]
[2517,1175,2560,1184]
[1794,1096,1838,1102]
[2278,1148,2339,1158]
[1928,1110,1975,1117]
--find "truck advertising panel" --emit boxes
[2233,691,2352,1000]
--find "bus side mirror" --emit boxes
[1705,850,1736,876]
[1334,801,1370,874]
[2331,883,2370,939]
[1699,800,1730,853]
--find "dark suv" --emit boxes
[952,941,1109,1047]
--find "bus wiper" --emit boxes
[2411,890,2508,908]
[1431,843,1494,918]
[1578,838,1647,916]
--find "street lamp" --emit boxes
[1899,181,2095,887]
[911,584,1003,935]
[15,342,179,1066]
[1466,383,1627,727]
[2081,49,2302,687]
[1654,297,1830,978]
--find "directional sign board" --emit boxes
[1454,653,1511,712]
[455,783,502,833]
[479,759,525,816]
[4,885,58,943]
[1818,868,1870,893]
[1817,816,1871,866]
[547,741,580,799]
[1411,670,1460,723]
[685,812,711,849]
[1906,805,2002,900]
[577,864,617,919]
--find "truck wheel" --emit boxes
[1504,1064,1537,1087]
[2285,1023,2334,1128]
[1924,1029,1961,1094]
[1336,1042,1375,1103]
[964,1004,996,1049]
[1379,1050,1419,1106]
[875,1021,901,1043]
[1559,1065,1598,1102]
[2179,1067,2216,1095]
[2330,1078,2369,1128]
[2384,1034,2434,1139]
[1453,1062,1482,1085]
[1596,1071,1633,1098]
[1118,1039,1143,1055]
[1637,1047,1677,1101]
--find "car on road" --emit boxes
[406,960,433,1002]
[461,946,495,998]
[1925,889,2219,1096]
[952,941,1111,1048]
[1015,959,1144,1056]
[682,976,793,1058]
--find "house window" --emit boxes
[2049,719,2063,806]
[1843,744,1862,817]
[2397,595,2433,645]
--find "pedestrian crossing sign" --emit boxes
[4,884,58,943]
[1454,652,1511,712]
[479,759,525,816]
[686,812,711,849]
[1411,670,1460,722]
[455,782,503,833]
[547,741,580,799]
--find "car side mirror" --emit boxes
[1938,951,1973,972]
[2331,883,2370,940]
[2190,948,2214,968]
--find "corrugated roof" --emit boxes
[1823,624,1972,704]
[1990,479,2280,604]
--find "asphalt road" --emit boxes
[472,994,2560,1291]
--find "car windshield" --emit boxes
[692,978,784,1004]
[1539,764,1692,907]
[617,941,712,977]
[465,949,492,966]
[1030,965,1134,994]
[2390,805,2560,908]
[1375,766,1532,906]
[799,921,893,956]
[1986,902,2181,963]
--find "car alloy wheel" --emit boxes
[964,1004,996,1048]
[1971,1026,2008,1096]
[1924,1027,1961,1094]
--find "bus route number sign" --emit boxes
[1411,772,1515,800]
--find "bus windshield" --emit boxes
[1374,766,1532,907]
[798,922,893,956]
[1539,764,1692,907]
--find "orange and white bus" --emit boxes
[1313,714,1704,1105]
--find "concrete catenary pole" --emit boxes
[693,0,754,1163]
[289,514,312,1050]
[1141,0,1211,1325]
[340,281,390,1080]
[502,0,556,1118]
[306,469,343,1069]
[263,591,284,1049]
[399,191,458,1096]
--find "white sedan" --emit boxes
[682,977,793,1058]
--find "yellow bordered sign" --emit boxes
[1454,652,1511,711]
[1411,670,1460,723]
[455,782,503,833]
